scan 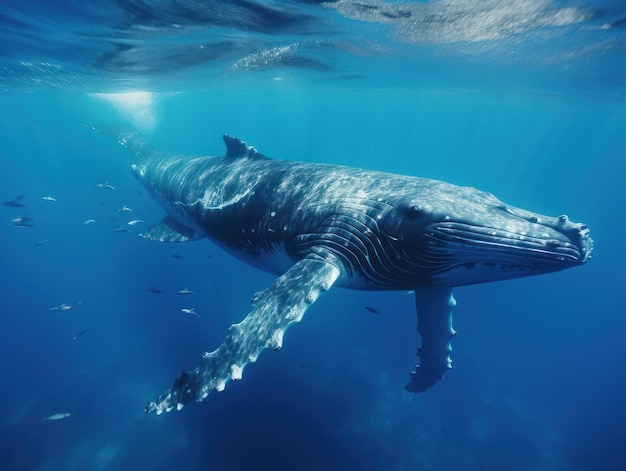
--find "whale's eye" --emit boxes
[400,204,424,221]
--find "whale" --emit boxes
[93,126,593,415]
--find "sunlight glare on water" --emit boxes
[92,91,159,131]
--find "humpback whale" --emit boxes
[93,126,592,415]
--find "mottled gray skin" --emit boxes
[130,134,591,289]
[96,128,592,413]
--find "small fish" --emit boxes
[127,219,144,226]
[33,239,48,248]
[84,219,96,225]
[72,330,87,341]
[177,288,195,295]
[181,308,199,318]
[207,254,213,259]
[147,287,164,294]
[212,282,220,293]
[96,182,115,190]
[50,303,69,311]
[171,253,183,259]
[3,195,26,207]
[299,362,308,372]
[398,290,415,297]
[10,216,34,228]
[42,412,73,421]
[114,227,131,233]
[117,205,133,213]
[365,306,381,315]
[50,301,81,312]
[42,195,56,202]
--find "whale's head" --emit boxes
[385,183,593,287]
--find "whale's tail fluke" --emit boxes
[89,124,156,162]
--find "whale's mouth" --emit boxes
[425,220,592,269]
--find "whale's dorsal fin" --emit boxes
[223,135,268,160]
[145,252,341,414]
[405,287,457,393]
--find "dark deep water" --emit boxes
[1,1,626,470]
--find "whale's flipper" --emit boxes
[405,287,457,393]
[142,216,198,242]
[145,253,341,414]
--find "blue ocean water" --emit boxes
[1,1,626,470]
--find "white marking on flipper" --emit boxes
[406,287,457,393]
[145,252,342,414]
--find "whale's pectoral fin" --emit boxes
[145,252,341,414]
[405,287,457,393]
[142,216,197,242]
